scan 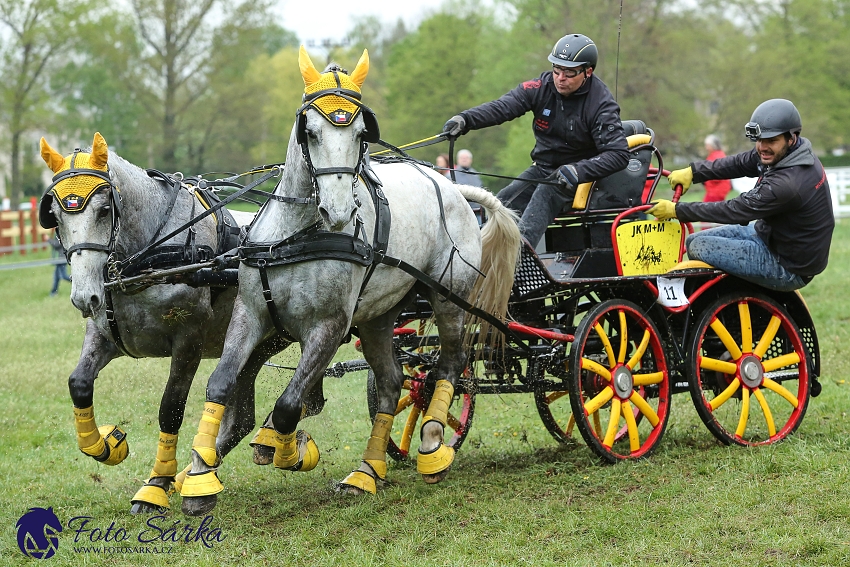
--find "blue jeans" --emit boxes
[51,262,71,294]
[686,224,806,291]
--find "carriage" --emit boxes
[336,119,821,464]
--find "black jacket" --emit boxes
[677,137,834,277]
[460,72,630,182]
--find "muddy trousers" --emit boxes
[686,224,806,291]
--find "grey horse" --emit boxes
[179,47,521,515]
[38,133,315,513]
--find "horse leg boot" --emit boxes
[132,340,201,514]
[69,324,125,466]
[272,421,320,472]
[339,413,394,494]
[73,406,129,466]
[130,432,177,513]
[417,380,456,484]
[180,402,226,516]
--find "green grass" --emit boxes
[1,224,850,566]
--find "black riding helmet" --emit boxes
[744,99,802,141]
[548,34,598,69]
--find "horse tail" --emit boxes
[455,185,520,351]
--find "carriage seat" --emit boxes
[569,120,655,211]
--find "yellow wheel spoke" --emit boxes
[593,322,616,368]
[546,390,569,404]
[592,411,602,437]
[700,356,737,375]
[395,395,414,415]
[566,414,576,436]
[753,388,776,437]
[618,311,628,364]
[709,318,743,360]
[584,387,615,416]
[735,388,750,437]
[762,378,800,408]
[626,330,650,370]
[582,358,612,381]
[754,316,782,358]
[762,352,801,372]
[633,372,664,386]
[629,391,660,427]
[400,406,421,454]
[738,302,753,353]
[602,399,622,447]
[708,377,741,411]
[622,400,640,452]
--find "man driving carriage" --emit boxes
[648,98,835,292]
[441,33,630,247]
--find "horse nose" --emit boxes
[318,204,353,232]
[89,294,102,312]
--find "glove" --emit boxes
[555,164,579,192]
[667,166,693,194]
[442,114,467,137]
[646,200,677,220]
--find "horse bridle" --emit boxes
[293,71,381,210]
[39,150,124,263]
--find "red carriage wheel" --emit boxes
[688,293,810,446]
[568,299,671,462]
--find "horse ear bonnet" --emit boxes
[37,145,114,229]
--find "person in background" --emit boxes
[647,99,834,291]
[49,231,71,296]
[435,153,451,177]
[441,33,629,247]
[702,134,732,202]
[452,149,483,187]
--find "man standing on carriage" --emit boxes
[441,33,631,247]
[647,98,834,292]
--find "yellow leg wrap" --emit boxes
[149,432,178,478]
[73,407,129,465]
[274,430,320,471]
[362,413,394,481]
[180,470,224,498]
[131,483,170,510]
[421,380,454,429]
[172,464,193,493]
[339,470,378,495]
[417,444,455,475]
[249,426,277,449]
[191,402,225,467]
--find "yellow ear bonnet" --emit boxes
[299,47,370,127]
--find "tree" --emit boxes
[0,0,90,204]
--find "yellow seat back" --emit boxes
[571,133,653,209]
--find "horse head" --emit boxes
[39,132,118,317]
[298,46,378,231]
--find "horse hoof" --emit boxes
[130,501,166,515]
[253,444,275,465]
[421,469,450,485]
[336,483,367,496]
[181,495,218,516]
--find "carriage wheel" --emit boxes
[568,299,671,462]
[366,369,475,462]
[688,293,810,446]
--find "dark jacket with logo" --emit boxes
[460,72,630,182]
[676,137,834,277]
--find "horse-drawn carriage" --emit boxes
[347,118,820,464]
[40,47,821,515]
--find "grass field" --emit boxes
[1,221,849,566]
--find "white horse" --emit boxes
[179,47,521,515]
[38,134,319,513]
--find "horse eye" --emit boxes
[97,205,111,218]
